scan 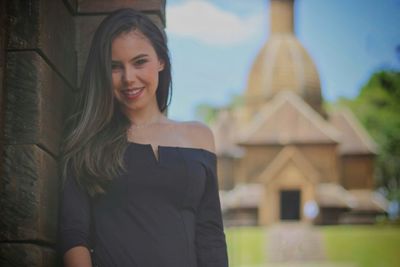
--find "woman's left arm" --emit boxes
[193,123,229,267]
[195,156,229,267]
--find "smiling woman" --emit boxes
[111,30,165,113]
[58,8,228,267]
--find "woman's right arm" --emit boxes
[59,172,93,267]
[64,246,92,267]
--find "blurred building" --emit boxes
[213,0,387,226]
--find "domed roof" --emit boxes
[245,34,323,115]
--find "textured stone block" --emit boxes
[7,0,76,87]
[0,145,59,243]
[4,51,73,155]
[0,243,57,267]
[77,0,165,18]
[64,0,77,13]
[0,0,6,129]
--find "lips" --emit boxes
[121,87,144,99]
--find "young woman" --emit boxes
[58,8,229,267]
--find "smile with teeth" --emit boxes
[122,87,144,97]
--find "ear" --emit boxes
[158,59,165,72]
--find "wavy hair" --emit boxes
[60,8,172,196]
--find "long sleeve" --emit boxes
[195,153,229,267]
[58,171,92,256]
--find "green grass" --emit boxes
[225,226,266,267]
[225,225,400,267]
[321,225,400,267]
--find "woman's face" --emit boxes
[111,30,164,115]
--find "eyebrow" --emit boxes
[111,54,148,63]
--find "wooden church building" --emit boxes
[212,0,387,226]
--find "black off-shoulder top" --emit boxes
[58,142,229,267]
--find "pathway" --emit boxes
[265,223,357,267]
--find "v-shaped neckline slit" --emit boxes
[150,144,160,165]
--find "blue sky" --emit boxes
[165,0,400,121]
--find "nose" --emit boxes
[122,65,137,84]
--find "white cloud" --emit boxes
[166,0,263,46]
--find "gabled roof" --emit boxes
[237,91,341,145]
[256,146,320,185]
[316,183,355,208]
[347,189,388,212]
[211,109,245,158]
[329,108,377,155]
[220,183,264,209]
[316,185,387,211]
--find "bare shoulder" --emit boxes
[180,120,216,153]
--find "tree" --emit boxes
[195,103,219,125]
[195,93,244,124]
[336,71,400,201]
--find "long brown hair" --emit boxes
[60,8,172,196]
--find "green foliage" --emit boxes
[194,103,219,125]
[228,94,245,109]
[335,71,400,201]
[195,93,245,124]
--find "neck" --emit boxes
[122,101,167,126]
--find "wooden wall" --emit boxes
[0,1,165,266]
[238,144,339,184]
[340,154,375,190]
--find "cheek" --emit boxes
[146,67,161,83]
[143,63,161,77]
[112,73,122,98]
[112,73,121,88]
